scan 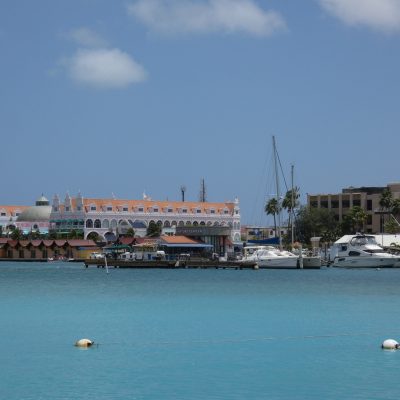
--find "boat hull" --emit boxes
[332,256,396,268]
[257,257,298,269]
[302,256,322,268]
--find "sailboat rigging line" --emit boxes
[275,146,289,193]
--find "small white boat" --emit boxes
[243,246,298,268]
[331,234,400,268]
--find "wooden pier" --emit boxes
[84,258,258,270]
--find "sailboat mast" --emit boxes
[272,136,281,248]
[291,164,295,246]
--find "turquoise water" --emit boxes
[1,263,400,400]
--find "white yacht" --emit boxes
[243,246,298,268]
[256,247,298,268]
[330,234,400,268]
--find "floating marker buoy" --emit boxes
[381,339,399,350]
[254,264,259,270]
[75,338,94,347]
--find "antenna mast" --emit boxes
[180,185,186,202]
[199,178,207,202]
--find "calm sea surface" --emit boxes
[1,263,400,400]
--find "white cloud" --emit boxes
[319,0,400,33]
[66,48,147,89]
[127,0,286,36]
[68,27,108,47]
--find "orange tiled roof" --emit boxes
[0,205,29,217]
[160,235,202,245]
[81,198,235,214]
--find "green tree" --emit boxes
[384,218,400,234]
[87,232,101,242]
[146,221,162,237]
[348,206,367,232]
[391,198,400,223]
[265,198,280,235]
[282,187,300,233]
[124,227,135,237]
[10,227,24,240]
[296,206,339,244]
[68,229,83,239]
[340,214,354,235]
[48,230,58,240]
[30,230,42,240]
[380,188,393,210]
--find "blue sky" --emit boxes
[1,0,400,225]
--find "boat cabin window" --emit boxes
[348,251,360,256]
[341,245,347,251]
[350,236,377,246]
[364,249,383,254]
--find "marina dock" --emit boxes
[84,258,258,269]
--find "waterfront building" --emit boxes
[15,195,52,234]
[240,225,288,243]
[49,193,241,254]
[307,182,400,233]
[0,205,28,232]
[0,238,99,260]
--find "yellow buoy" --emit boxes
[75,338,94,347]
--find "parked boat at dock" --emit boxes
[330,234,400,268]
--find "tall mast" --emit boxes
[272,136,281,249]
[291,164,294,246]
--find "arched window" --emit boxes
[164,221,171,227]
[178,221,185,227]
[214,222,219,226]
[86,219,93,228]
[193,221,198,226]
[94,219,101,228]
[103,219,110,229]
[111,219,117,229]
[186,221,191,226]
[171,221,177,226]
[200,221,205,226]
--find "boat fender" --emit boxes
[254,264,259,270]
[75,338,94,348]
[381,339,399,350]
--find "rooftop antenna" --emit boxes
[180,185,186,202]
[199,178,207,202]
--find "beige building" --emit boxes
[307,183,400,234]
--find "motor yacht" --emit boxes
[330,234,400,268]
[254,247,298,269]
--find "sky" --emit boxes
[1,0,400,225]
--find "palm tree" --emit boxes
[391,198,400,220]
[380,188,393,210]
[282,187,300,232]
[349,206,367,232]
[265,198,279,236]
